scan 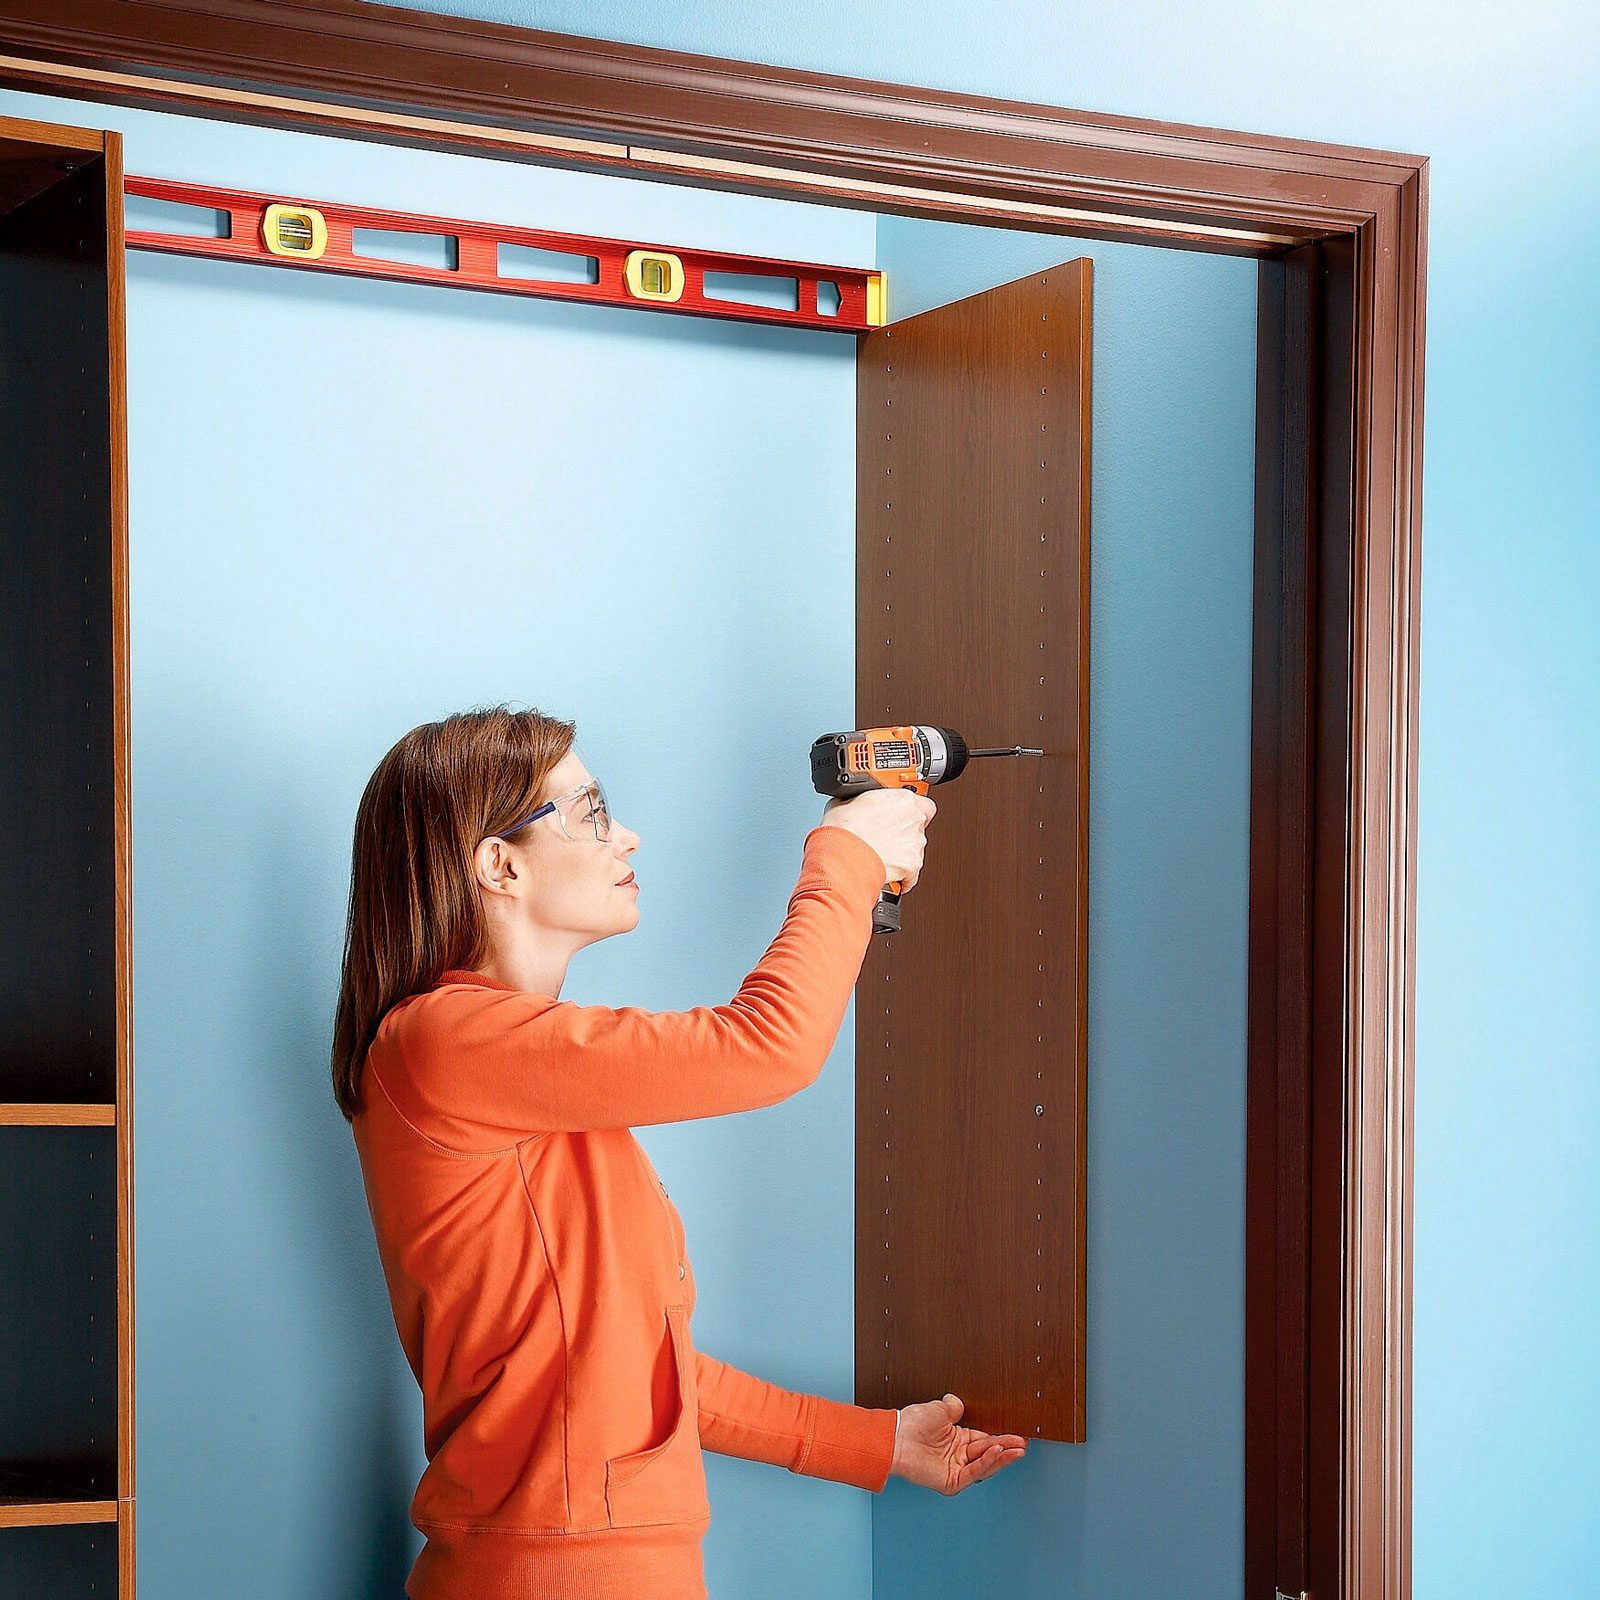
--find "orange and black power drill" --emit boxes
[809,724,1044,935]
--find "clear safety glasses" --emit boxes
[491,780,612,846]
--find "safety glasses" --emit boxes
[490,780,611,846]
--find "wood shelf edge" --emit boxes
[0,1499,120,1528]
[0,1103,117,1125]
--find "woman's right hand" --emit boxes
[820,788,935,890]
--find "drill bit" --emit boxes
[966,745,1046,757]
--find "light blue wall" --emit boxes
[0,85,876,1600]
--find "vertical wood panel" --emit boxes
[1309,233,1357,1600]
[99,122,137,1597]
[1246,234,1359,1600]
[855,261,1091,1443]
[1246,241,1313,1598]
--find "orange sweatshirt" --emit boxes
[350,822,901,1600]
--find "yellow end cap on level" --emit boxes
[261,203,328,260]
[865,272,887,327]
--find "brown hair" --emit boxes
[330,703,576,1122]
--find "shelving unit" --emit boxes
[0,112,135,1595]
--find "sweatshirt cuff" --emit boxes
[802,823,888,892]
[792,1391,900,1492]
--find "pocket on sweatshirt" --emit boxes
[603,1303,709,1528]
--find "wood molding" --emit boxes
[0,9,1425,1598]
[0,2,1417,248]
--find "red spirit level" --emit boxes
[123,175,887,333]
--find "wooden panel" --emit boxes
[1245,235,1361,1600]
[1306,232,1359,1600]
[0,1104,117,1126]
[0,145,119,1106]
[855,262,1091,1443]
[0,1495,118,1529]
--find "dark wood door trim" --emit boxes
[0,11,1425,1599]
[0,2,1417,249]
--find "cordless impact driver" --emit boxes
[809,724,1044,935]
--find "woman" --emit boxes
[331,705,1027,1600]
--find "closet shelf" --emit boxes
[0,1463,118,1528]
[0,1103,117,1126]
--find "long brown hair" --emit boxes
[330,703,576,1122]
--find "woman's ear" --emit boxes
[473,837,519,896]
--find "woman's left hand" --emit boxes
[889,1393,1029,1493]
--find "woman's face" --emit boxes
[475,749,641,955]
